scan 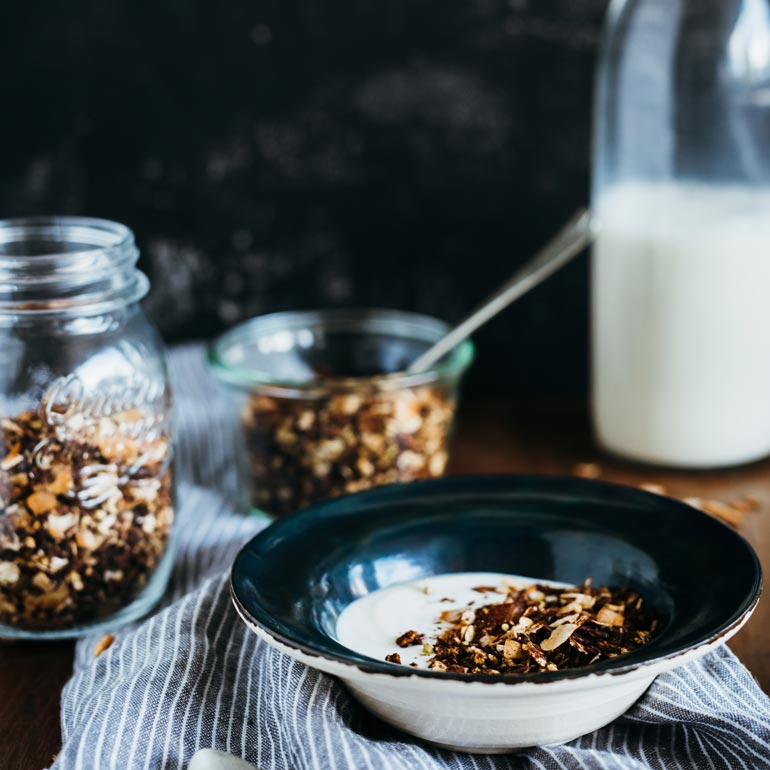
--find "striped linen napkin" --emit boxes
[51,345,770,770]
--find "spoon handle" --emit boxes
[407,207,593,374]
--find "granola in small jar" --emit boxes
[0,217,175,638]
[210,310,473,516]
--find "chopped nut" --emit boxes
[396,450,425,473]
[316,439,346,461]
[46,512,78,539]
[334,395,363,415]
[49,469,73,496]
[27,491,58,515]
[384,652,401,664]
[68,571,84,591]
[428,451,448,476]
[439,608,463,624]
[48,556,69,573]
[75,529,101,550]
[503,639,521,659]
[141,514,157,534]
[32,571,56,591]
[594,606,625,627]
[396,629,424,647]
[356,457,375,478]
[0,561,21,585]
[513,616,533,634]
[1,444,23,470]
[559,593,595,609]
[296,411,315,431]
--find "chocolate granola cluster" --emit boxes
[241,385,456,516]
[0,409,173,630]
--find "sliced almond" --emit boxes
[540,622,579,651]
[594,606,625,627]
[551,613,580,627]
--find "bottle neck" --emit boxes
[0,217,148,315]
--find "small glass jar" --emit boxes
[209,309,473,517]
[0,217,175,639]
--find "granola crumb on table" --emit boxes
[94,633,115,656]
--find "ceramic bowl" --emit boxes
[230,475,762,753]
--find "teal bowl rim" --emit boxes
[207,308,475,397]
[230,474,763,685]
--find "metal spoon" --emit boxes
[407,207,593,374]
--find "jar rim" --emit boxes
[0,216,134,256]
[208,308,475,397]
[0,216,147,314]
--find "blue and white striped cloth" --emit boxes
[52,346,770,770]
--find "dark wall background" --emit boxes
[0,0,608,396]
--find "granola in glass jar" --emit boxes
[210,309,474,518]
[242,384,456,516]
[0,385,173,629]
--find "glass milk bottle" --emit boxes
[591,0,770,467]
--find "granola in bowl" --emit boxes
[384,578,660,676]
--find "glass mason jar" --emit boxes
[209,309,473,517]
[592,0,770,467]
[0,217,175,639]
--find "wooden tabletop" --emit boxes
[2,400,769,770]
